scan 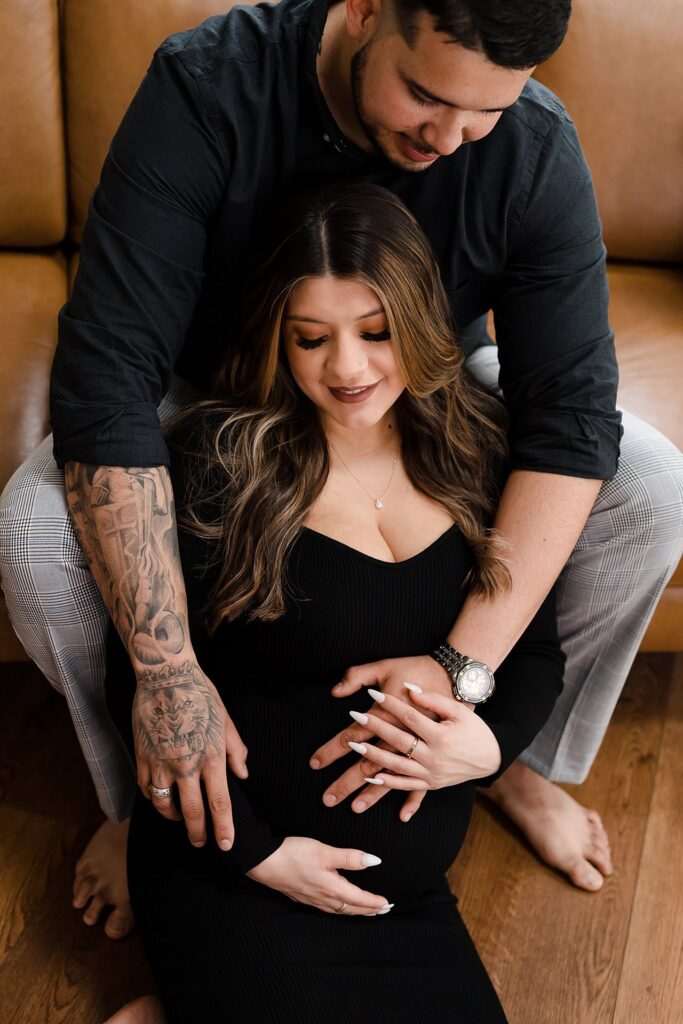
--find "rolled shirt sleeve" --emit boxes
[50,44,228,468]
[494,116,623,481]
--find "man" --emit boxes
[1,0,681,945]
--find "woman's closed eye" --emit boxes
[295,330,391,350]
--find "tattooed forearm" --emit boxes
[64,462,192,679]
[66,462,229,791]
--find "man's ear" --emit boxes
[345,0,384,44]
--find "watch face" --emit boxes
[457,663,495,703]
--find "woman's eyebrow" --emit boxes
[284,308,384,323]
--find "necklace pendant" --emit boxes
[375,498,384,509]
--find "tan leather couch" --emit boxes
[0,0,681,661]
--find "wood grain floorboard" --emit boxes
[612,654,683,1024]
[448,653,674,1024]
[0,665,154,1023]
[1,655,679,1023]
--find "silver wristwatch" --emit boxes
[430,642,495,704]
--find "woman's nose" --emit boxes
[326,338,368,381]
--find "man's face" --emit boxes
[349,8,534,171]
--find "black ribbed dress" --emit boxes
[105,438,564,1024]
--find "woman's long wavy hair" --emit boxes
[173,182,511,631]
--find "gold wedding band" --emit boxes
[334,901,347,914]
[404,736,419,759]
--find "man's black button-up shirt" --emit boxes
[50,0,622,478]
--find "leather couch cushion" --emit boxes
[610,265,683,453]
[0,253,67,489]
[0,0,67,247]
[610,264,683,589]
[63,0,245,243]
[535,0,683,263]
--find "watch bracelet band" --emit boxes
[430,642,470,680]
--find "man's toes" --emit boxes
[590,826,611,853]
[82,894,107,925]
[567,857,605,891]
[585,808,605,831]
[74,855,92,881]
[588,842,614,876]
[73,875,96,908]
[104,906,135,940]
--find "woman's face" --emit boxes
[282,275,406,432]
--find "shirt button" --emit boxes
[323,133,330,142]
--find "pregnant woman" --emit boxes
[105,183,564,1023]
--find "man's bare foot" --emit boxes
[482,760,614,891]
[104,995,167,1024]
[73,817,135,939]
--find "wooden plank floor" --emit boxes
[0,655,681,1023]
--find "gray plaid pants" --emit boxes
[1,356,682,822]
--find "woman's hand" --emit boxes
[246,837,392,916]
[310,656,452,820]
[344,684,501,794]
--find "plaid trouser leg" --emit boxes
[466,345,683,784]
[0,378,198,822]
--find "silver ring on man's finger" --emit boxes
[148,783,173,799]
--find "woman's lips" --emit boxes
[397,133,437,164]
[328,381,380,404]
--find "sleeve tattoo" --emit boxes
[65,463,190,670]
[65,463,225,776]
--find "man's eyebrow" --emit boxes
[403,74,508,114]
[284,308,384,323]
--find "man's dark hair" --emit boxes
[392,0,572,70]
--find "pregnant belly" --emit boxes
[237,709,475,905]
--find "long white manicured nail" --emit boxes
[349,710,369,725]
[377,903,394,914]
[348,740,367,754]
[367,688,385,703]
[403,681,423,693]
[361,852,382,866]
[366,776,384,785]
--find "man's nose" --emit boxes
[421,110,466,156]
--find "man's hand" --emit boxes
[309,656,455,820]
[133,659,248,850]
[64,461,249,850]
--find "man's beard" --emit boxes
[349,40,388,160]
[350,41,435,172]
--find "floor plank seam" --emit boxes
[608,654,674,1024]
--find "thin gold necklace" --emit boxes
[328,441,400,509]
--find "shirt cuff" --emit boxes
[509,409,623,480]
[50,399,170,468]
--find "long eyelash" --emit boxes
[295,330,390,350]
[295,336,327,350]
